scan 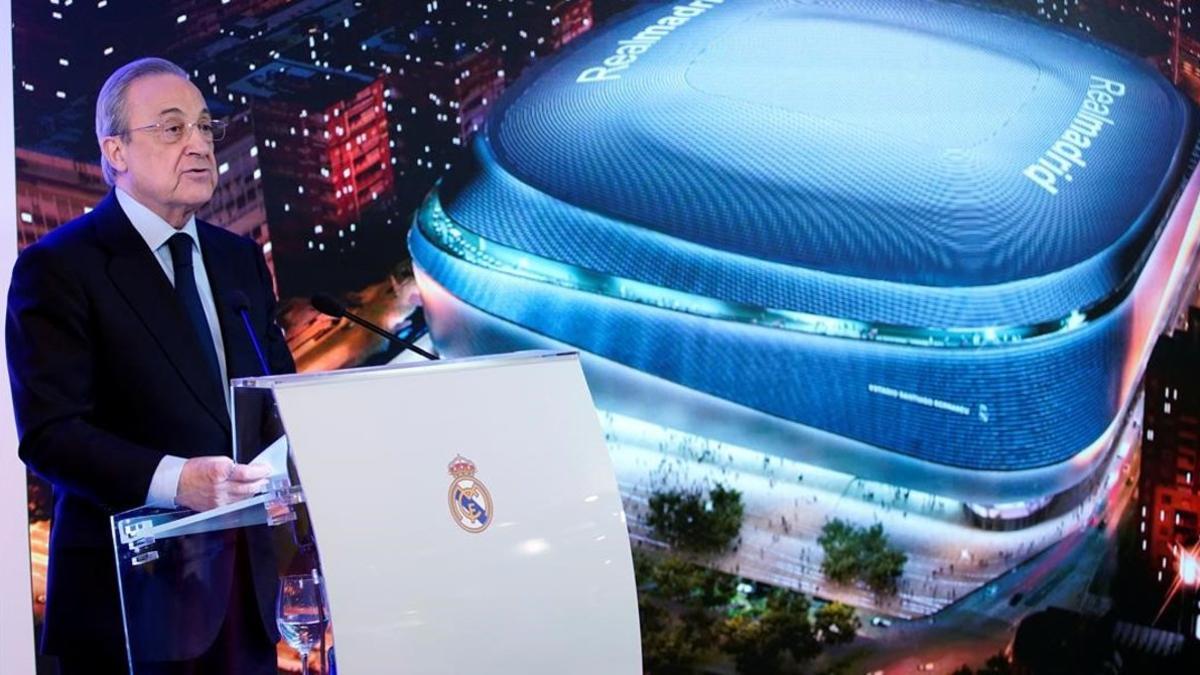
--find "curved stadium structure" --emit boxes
[410,0,1200,509]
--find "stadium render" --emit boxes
[409,0,1200,523]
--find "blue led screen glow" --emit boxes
[434,0,1194,331]
[411,0,1199,492]
[476,0,1191,295]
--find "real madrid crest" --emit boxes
[447,455,493,533]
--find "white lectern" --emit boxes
[112,351,641,674]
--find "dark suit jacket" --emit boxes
[6,191,295,659]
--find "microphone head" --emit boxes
[310,293,346,318]
[228,290,253,313]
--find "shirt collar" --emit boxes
[115,187,200,254]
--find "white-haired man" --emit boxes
[8,57,294,674]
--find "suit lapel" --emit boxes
[94,193,231,433]
[198,223,256,381]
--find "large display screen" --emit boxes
[8,1,1200,672]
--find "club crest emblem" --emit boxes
[447,455,493,533]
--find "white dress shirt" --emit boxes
[115,188,229,508]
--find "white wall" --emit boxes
[0,0,37,671]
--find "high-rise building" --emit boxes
[1096,1,1200,78]
[492,0,594,81]
[382,25,505,191]
[230,59,395,296]
[12,0,295,121]
[1138,308,1200,633]
[197,105,274,282]
[422,0,593,81]
[14,148,108,252]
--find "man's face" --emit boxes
[105,74,217,226]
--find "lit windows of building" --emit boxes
[229,59,395,296]
[11,0,293,121]
[488,0,594,81]
[1139,308,1200,615]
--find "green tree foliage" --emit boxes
[817,519,907,596]
[636,549,854,673]
[708,484,744,548]
[719,589,820,673]
[859,524,907,595]
[650,555,737,609]
[639,599,713,675]
[637,550,737,608]
[813,602,860,645]
[647,483,744,554]
[632,548,659,586]
[652,555,703,603]
[816,519,859,584]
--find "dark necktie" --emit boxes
[166,233,224,396]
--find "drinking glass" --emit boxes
[277,573,329,675]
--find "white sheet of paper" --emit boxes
[249,435,289,478]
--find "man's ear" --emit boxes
[101,136,127,174]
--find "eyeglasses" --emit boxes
[115,117,227,144]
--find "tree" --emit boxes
[708,484,745,549]
[632,548,659,587]
[654,556,737,609]
[649,555,698,603]
[692,565,738,609]
[813,602,860,645]
[863,546,906,595]
[647,484,744,554]
[817,519,859,584]
[639,598,713,675]
[817,519,907,597]
[763,591,821,665]
[720,589,820,673]
[721,612,782,674]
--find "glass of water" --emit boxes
[277,573,329,675]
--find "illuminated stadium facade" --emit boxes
[409,0,1200,512]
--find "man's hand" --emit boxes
[175,457,271,512]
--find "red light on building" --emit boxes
[552,0,595,50]
[230,60,395,296]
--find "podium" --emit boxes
[111,351,642,674]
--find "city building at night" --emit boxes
[1138,308,1200,636]
[11,0,291,120]
[1095,1,1200,86]
[199,104,274,281]
[363,25,505,191]
[230,58,395,296]
[420,0,594,82]
[494,0,595,81]
[14,147,107,252]
[410,0,1200,512]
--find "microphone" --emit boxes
[230,294,319,653]
[310,292,438,360]
[228,290,272,376]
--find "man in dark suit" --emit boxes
[7,57,295,674]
